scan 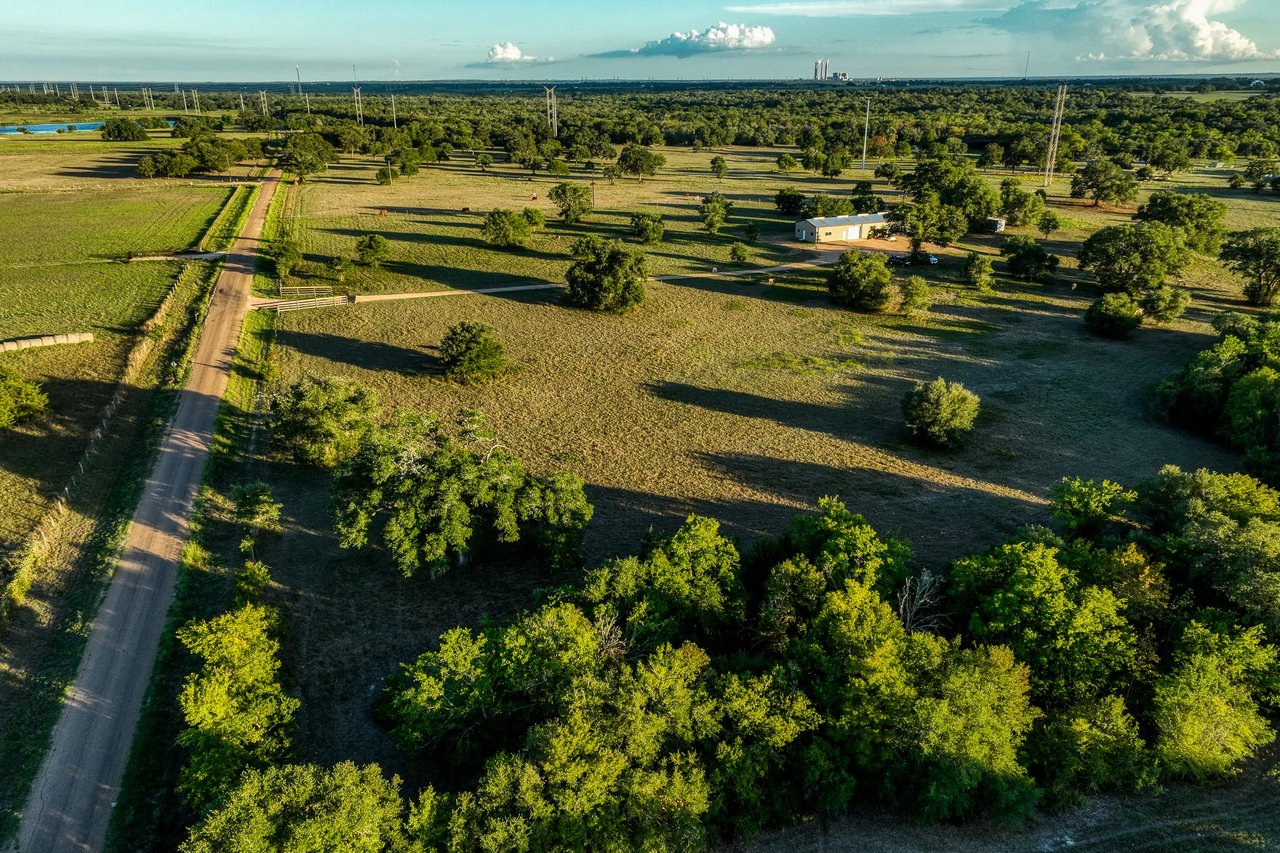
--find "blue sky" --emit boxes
[3,0,1277,81]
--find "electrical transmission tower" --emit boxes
[258,90,269,116]
[1043,84,1067,187]
[544,86,558,138]
[353,87,364,126]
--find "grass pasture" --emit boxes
[225,149,1262,822]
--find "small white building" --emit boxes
[795,212,889,243]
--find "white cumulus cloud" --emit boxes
[595,22,777,57]
[727,0,999,16]
[988,0,1277,62]
[486,42,538,63]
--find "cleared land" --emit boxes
[226,149,1250,812]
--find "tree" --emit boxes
[822,147,851,179]
[963,251,995,292]
[279,133,336,182]
[776,153,800,171]
[1154,623,1277,779]
[899,275,931,316]
[1141,285,1191,323]
[700,192,733,236]
[565,236,647,312]
[1049,477,1136,540]
[1070,160,1139,206]
[901,378,980,448]
[181,762,414,853]
[850,181,881,214]
[231,481,283,554]
[827,251,893,311]
[801,194,853,219]
[355,234,391,267]
[1135,191,1227,254]
[730,242,749,264]
[1220,229,1280,306]
[602,164,622,184]
[176,603,299,810]
[267,238,302,278]
[1078,222,1190,294]
[617,143,665,181]
[743,222,760,243]
[548,182,592,223]
[481,209,533,249]
[0,367,48,430]
[440,322,506,385]
[333,413,593,577]
[475,152,493,171]
[775,188,805,217]
[1085,293,1143,339]
[891,190,967,259]
[874,161,901,183]
[1001,235,1060,282]
[100,117,147,141]
[268,377,380,468]
[999,178,1045,226]
[521,207,546,229]
[710,155,728,180]
[977,143,1004,170]
[1037,210,1063,239]
[629,211,664,244]
[374,166,397,185]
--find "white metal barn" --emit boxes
[795,212,889,243]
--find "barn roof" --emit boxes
[800,212,889,228]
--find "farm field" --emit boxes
[218,147,1254,818]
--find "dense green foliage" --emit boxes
[100,116,148,141]
[439,321,506,385]
[1070,160,1139,206]
[548,182,592,223]
[1086,293,1143,339]
[0,366,48,430]
[628,211,664,244]
[1079,222,1191,294]
[1135,191,1227,255]
[564,236,647,312]
[481,209,533,249]
[1000,235,1060,282]
[332,412,593,577]
[1220,228,1280,307]
[827,251,892,311]
[356,234,392,267]
[901,378,981,447]
[176,602,298,811]
[268,376,380,468]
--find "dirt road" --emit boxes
[16,173,281,853]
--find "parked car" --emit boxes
[888,254,910,266]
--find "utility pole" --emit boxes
[1043,83,1067,187]
[544,86,557,137]
[861,97,871,170]
[296,65,309,114]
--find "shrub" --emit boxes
[729,242,749,264]
[521,207,546,228]
[1140,285,1190,323]
[355,234,391,267]
[902,378,980,447]
[899,275,932,315]
[1001,235,1060,282]
[629,212,664,244]
[481,209,532,248]
[268,377,380,468]
[548,182,592,223]
[0,367,48,429]
[440,321,506,385]
[565,236,646,312]
[1085,293,1143,339]
[827,251,893,311]
[962,251,994,292]
[100,116,147,141]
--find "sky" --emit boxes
[2,0,1278,82]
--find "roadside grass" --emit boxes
[0,257,222,843]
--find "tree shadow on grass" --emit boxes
[273,329,439,375]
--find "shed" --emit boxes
[986,217,1007,233]
[795,212,889,243]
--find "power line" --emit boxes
[1043,83,1067,187]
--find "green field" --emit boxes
[193,147,1248,811]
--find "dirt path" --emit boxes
[16,172,281,853]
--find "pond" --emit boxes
[0,120,106,135]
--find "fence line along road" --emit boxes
[17,171,282,853]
